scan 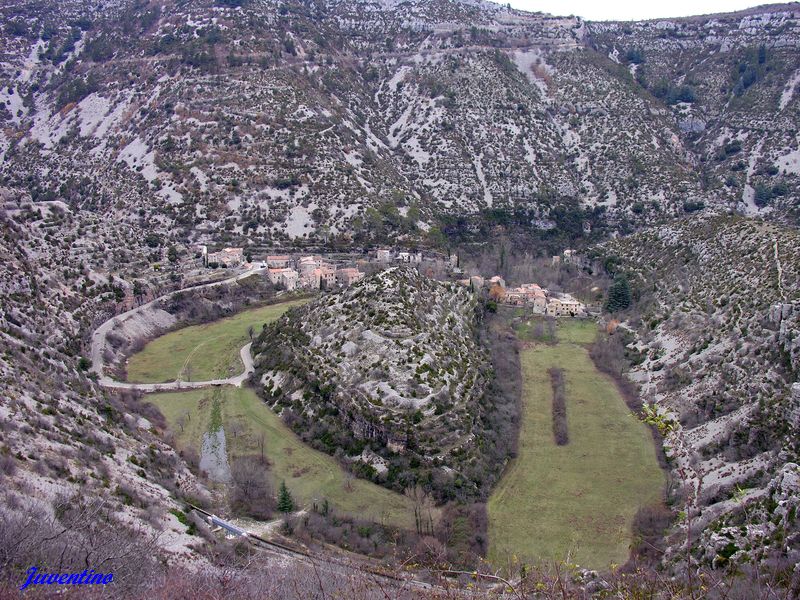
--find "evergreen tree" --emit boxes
[606,275,632,313]
[277,480,295,513]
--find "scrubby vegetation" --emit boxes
[548,367,568,446]
[1,0,799,595]
[601,215,800,573]
[229,456,274,520]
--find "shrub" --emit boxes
[56,74,99,109]
[625,48,645,64]
[0,454,16,477]
[651,80,695,104]
[630,503,673,564]
[683,200,705,213]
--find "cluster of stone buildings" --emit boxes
[544,294,585,317]
[265,255,364,291]
[458,274,586,317]
[505,283,548,310]
[198,245,585,316]
[203,246,244,268]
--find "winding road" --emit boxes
[90,265,265,391]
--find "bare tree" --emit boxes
[545,316,556,340]
[0,494,164,596]
[257,432,266,464]
[229,456,274,520]
[405,485,434,536]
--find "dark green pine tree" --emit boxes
[277,480,295,513]
[606,275,632,313]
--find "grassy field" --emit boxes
[126,299,307,383]
[509,312,599,346]
[146,386,419,530]
[487,317,664,570]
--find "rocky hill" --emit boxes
[1,0,798,256]
[251,266,507,501]
[600,215,800,572]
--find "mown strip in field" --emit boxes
[487,319,664,570]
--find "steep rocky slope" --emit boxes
[0,0,799,590]
[251,267,508,501]
[1,0,798,254]
[589,6,800,219]
[0,210,216,589]
[600,215,800,571]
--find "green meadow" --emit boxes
[488,318,664,569]
[146,386,420,530]
[127,299,307,383]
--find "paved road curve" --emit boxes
[91,266,265,391]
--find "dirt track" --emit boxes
[90,266,264,390]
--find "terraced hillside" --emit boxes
[601,215,800,571]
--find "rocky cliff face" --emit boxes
[772,301,800,373]
[600,214,800,571]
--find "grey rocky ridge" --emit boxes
[251,266,514,501]
[0,0,799,596]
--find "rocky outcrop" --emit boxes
[771,301,800,374]
[252,267,497,500]
[790,383,800,431]
[700,462,800,568]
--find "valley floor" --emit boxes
[126,296,663,568]
[146,385,420,530]
[487,319,664,569]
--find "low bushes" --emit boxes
[549,367,568,445]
